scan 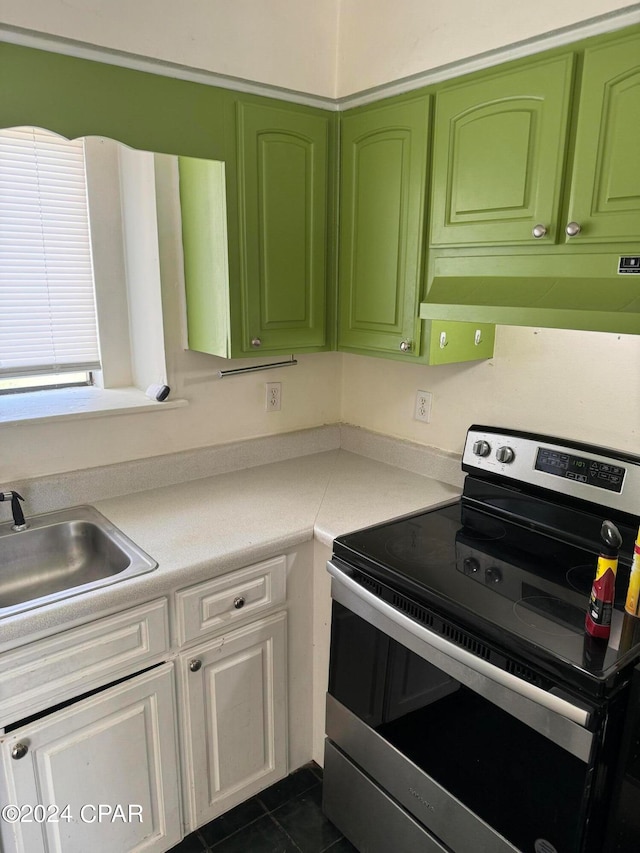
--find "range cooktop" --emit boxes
[333,426,640,699]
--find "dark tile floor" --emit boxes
[169,764,357,853]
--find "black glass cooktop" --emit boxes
[333,498,640,696]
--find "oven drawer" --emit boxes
[323,739,449,853]
[326,694,522,853]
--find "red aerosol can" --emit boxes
[585,520,623,640]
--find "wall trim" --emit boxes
[0,23,339,111]
[2,4,640,110]
[337,4,640,108]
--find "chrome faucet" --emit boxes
[1,491,28,531]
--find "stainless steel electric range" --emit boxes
[323,426,640,853]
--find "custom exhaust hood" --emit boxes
[420,253,640,335]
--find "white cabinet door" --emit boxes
[0,664,181,853]
[179,611,288,831]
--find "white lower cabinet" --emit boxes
[178,611,288,831]
[0,557,291,852]
[0,664,182,853]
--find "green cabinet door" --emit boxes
[235,100,330,355]
[565,30,640,244]
[430,54,575,247]
[338,96,430,358]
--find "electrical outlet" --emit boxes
[414,390,432,423]
[265,382,281,412]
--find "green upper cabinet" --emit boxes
[430,54,575,247]
[565,30,640,244]
[337,95,494,363]
[338,96,431,358]
[181,97,333,359]
[234,101,331,355]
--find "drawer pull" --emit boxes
[234,596,246,610]
[189,659,202,673]
[11,743,28,760]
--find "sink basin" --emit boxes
[0,505,157,617]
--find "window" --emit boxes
[0,127,100,390]
[0,128,177,423]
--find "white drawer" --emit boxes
[175,555,286,646]
[0,599,169,726]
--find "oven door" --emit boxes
[324,560,603,853]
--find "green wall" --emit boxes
[1,42,229,159]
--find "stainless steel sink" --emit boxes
[0,506,157,618]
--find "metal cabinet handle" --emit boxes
[11,743,28,760]
[399,340,412,353]
[189,659,202,673]
[532,224,547,239]
[251,337,262,348]
[439,331,448,349]
[233,596,245,610]
[565,222,582,237]
[474,329,482,346]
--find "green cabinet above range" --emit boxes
[180,98,333,358]
[568,29,640,244]
[422,26,640,334]
[429,28,640,249]
[429,54,575,247]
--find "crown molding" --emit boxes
[2,3,640,111]
[338,4,640,108]
[0,23,339,111]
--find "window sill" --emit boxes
[0,386,187,426]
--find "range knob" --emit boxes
[463,557,481,576]
[496,446,515,464]
[485,566,503,585]
[473,440,491,458]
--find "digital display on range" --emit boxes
[535,448,625,493]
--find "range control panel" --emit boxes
[535,447,625,493]
[462,426,640,515]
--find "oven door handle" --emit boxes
[328,560,594,762]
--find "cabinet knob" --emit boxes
[233,596,246,610]
[11,743,28,760]
[399,340,412,353]
[189,659,202,673]
[565,221,582,237]
[251,337,262,348]
[532,224,547,239]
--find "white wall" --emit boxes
[336,0,637,95]
[1,351,342,481]
[0,0,341,97]
[341,328,640,455]
[5,1,636,97]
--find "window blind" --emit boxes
[0,126,101,378]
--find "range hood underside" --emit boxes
[420,253,640,334]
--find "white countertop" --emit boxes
[0,449,461,652]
